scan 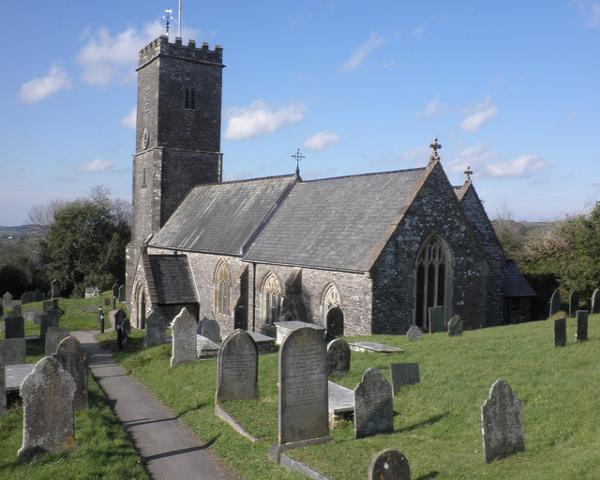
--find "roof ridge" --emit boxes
[301,166,427,183]
[202,173,296,187]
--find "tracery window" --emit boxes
[322,284,340,312]
[262,273,282,324]
[415,236,451,328]
[214,261,230,316]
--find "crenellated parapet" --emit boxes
[138,35,223,68]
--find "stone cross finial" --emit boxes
[465,165,474,182]
[291,148,305,175]
[429,138,442,162]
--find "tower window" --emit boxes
[184,86,196,110]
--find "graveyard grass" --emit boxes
[97,314,600,480]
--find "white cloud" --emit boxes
[18,65,71,104]
[341,33,383,71]
[122,107,136,129]
[485,155,547,178]
[75,159,114,172]
[224,101,305,140]
[570,1,600,27]
[459,95,497,132]
[417,98,444,119]
[303,131,340,151]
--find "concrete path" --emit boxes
[73,331,237,480]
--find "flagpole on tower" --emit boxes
[178,0,183,38]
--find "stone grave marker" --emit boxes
[3,291,13,309]
[481,379,524,463]
[591,289,600,314]
[11,304,22,317]
[40,312,59,342]
[53,336,88,411]
[327,338,351,376]
[117,285,125,303]
[43,299,59,313]
[197,335,220,358]
[171,308,197,367]
[112,283,119,299]
[549,290,561,318]
[145,308,167,347]
[406,325,423,341]
[0,338,26,365]
[354,368,393,438]
[568,291,579,318]
[21,291,34,305]
[33,289,45,302]
[45,327,70,355]
[200,318,222,343]
[216,329,258,402]
[447,314,464,336]
[390,363,420,396]
[113,309,127,330]
[554,317,566,347]
[4,315,25,339]
[50,279,60,299]
[18,356,76,460]
[278,327,329,447]
[576,310,588,342]
[428,306,445,333]
[368,449,411,480]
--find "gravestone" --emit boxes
[591,289,600,314]
[481,379,524,463]
[354,368,393,438]
[200,318,222,343]
[11,304,22,317]
[216,329,259,401]
[4,316,25,338]
[113,309,127,330]
[327,338,351,376]
[117,285,125,303]
[406,325,423,341]
[0,338,26,365]
[84,287,99,298]
[447,314,464,336]
[568,291,579,318]
[112,283,119,299]
[21,291,34,305]
[33,289,45,302]
[576,310,588,342]
[40,313,59,341]
[197,334,220,358]
[43,299,59,313]
[53,336,88,410]
[549,290,561,318]
[278,327,329,447]
[145,308,167,347]
[554,317,566,347]
[18,356,76,460]
[3,291,13,309]
[50,279,60,299]
[171,308,197,367]
[45,327,70,355]
[368,449,411,480]
[428,306,445,333]
[390,363,420,396]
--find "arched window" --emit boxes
[262,273,282,324]
[214,261,230,316]
[322,284,341,312]
[415,236,452,329]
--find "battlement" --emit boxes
[138,35,223,68]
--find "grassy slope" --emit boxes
[98,315,600,480]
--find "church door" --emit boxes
[326,307,344,338]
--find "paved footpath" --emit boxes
[73,331,237,480]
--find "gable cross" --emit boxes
[291,148,305,175]
[464,166,474,182]
[429,137,442,162]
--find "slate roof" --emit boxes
[244,168,427,272]
[503,261,536,297]
[150,175,296,255]
[148,255,198,304]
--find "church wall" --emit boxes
[371,162,489,333]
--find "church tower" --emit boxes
[126,35,224,299]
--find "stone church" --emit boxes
[126,35,535,338]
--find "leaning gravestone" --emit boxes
[480,379,524,463]
[50,279,61,299]
[327,338,351,376]
[21,291,34,305]
[112,282,119,299]
[45,327,70,355]
[447,314,464,336]
[568,291,579,318]
[576,310,588,342]
[428,306,445,333]
[0,338,26,365]
[117,285,126,303]
[2,292,13,310]
[53,336,88,411]
[200,318,222,344]
[145,308,167,347]
[18,356,76,460]
[33,289,45,302]
[369,449,411,480]
[591,289,600,314]
[406,325,423,341]
[390,363,420,396]
[354,368,393,438]
[278,327,329,448]
[4,315,25,339]
[171,308,197,367]
[216,329,258,402]
[549,290,561,318]
[554,317,566,347]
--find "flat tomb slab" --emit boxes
[328,381,354,414]
[273,321,326,345]
[349,341,403,354]
[247,331,276,353]
[5,364,34,391]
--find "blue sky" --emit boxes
[1,1,599,225]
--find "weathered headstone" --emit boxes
[447,314,464,336]
[4,315,25,338]
[113,309,127,330]
[11,304,22,317]
[50,279,61,299]
[200,318,222,343]
[0,338,26,365]
[45,327,70,355]
[40,313,59,342]
[84,287,99,299]
[278,327,329,447]
[18,356,76,460]
[2,291,13,309]
[327,338,351,376]
[117,285,125,303]
[145,308,167,347]
[554,317,566,347]
[406,325,423,341]
[33,289,45,302]
[368,449,411,480]
[591,289,600,314]
[112,282,119,299]
[354,368,393,438]
[549,289,561,318]
[481,379,524,463]
[53,336,88,411]
[197,334,220,358]
[428,306,445,333]
[576,310,588,342]
[170,308,197,367]
[568,291,579,318]
[21,291,34,304]
[390,363,420,396]
[216,329,258,401]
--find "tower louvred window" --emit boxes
[184,86,196,110]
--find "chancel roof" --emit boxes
[148,255,198,304]
[503,261,536,297]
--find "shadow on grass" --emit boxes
[397,412,449,433]
[416,471,440,480]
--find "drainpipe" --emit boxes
[252,262,256,332]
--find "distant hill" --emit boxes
[0,225,46,266]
